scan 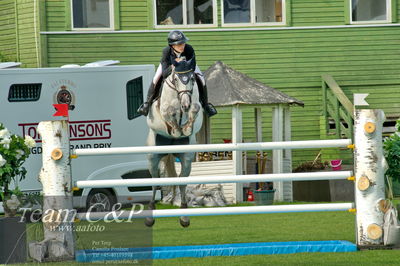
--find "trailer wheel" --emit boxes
[86,189,116,212]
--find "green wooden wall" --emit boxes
[16,0,39,67]
[5,0,400,166]
[291,1,345,26]
[0,0,17,61]
[45,0,67,32]
[0,0,41,67]
[119,0,151,29]
[42,0,400,31]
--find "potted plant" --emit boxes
[0,122,36,264]
[253,152,275,205]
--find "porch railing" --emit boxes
[321,74,354,140]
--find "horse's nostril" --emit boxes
[182,104,190,112]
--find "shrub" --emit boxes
[0,123,36,216]
[383,119,400,183]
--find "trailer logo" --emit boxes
[52,80,76,110]
[18,120,112,142]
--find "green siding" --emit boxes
[16,0,39,67]
[291,1,345,26]
[0,0,40,66]
[45,0,152,31]
[41,0,400,31]
[4,0,400,166]
[120,0,151,29]
[0,0,17,61]
[42,25,400,167]
[45,0,67,32]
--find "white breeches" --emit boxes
[152,64,205,86]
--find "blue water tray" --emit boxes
[76,240,357,262]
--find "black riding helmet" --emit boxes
[168,30,189,46]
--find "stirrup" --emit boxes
[137,102,150,116]
[204,103,217,117]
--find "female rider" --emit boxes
[137,30,217,117]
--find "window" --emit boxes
[72,0,114,29]
[8,84,42,102]
[121,170,153,192]
[223,0,285,26]
[351,0,390,23]
[126,77,143,120]
[155,0,217,27]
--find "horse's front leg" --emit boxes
[161,106,182,138]
[145,153,162,227]
[182,103,201,137]
[177,153,194,227]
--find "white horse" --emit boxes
[145,63,203,227]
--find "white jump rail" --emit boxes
[76,203,354,221]
[76,171,353,188]
[72,139,352,157]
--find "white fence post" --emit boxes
[354,109,387,247]
[232,104,243,203]
[29,120,74,262]
[272,105,284,201]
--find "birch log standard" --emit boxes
[29,121,75,262]
[354,109,387,247]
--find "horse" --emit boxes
[145,61,203,227]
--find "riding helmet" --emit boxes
[168,30,189,46]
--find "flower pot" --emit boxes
[0,217,27,264]
[330,159,342,171]
[254,189,275,205]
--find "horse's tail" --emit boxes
[161,154,178,178]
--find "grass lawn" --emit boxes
[16,201,400,265]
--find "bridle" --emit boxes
[165,69,195,101]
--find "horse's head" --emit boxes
[151,58,203,140]
[168,60,196,113]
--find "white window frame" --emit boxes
[350,0,391,24]
[222,0,286,27]
[154,0,218,28]
[71,0,115,31]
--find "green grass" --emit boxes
[152,209,355,246]
[16,201,400,265]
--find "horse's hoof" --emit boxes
[179,218,190,228]
[182,127,192,136]
[172,131,182,138]
[145,218,155,227]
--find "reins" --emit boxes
[165,72,194,99]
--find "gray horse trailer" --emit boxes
[0,62,161,212]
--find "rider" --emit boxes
[137,30,217,117]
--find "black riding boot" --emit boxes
[137,82,158,116]
[196,79,217,117]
